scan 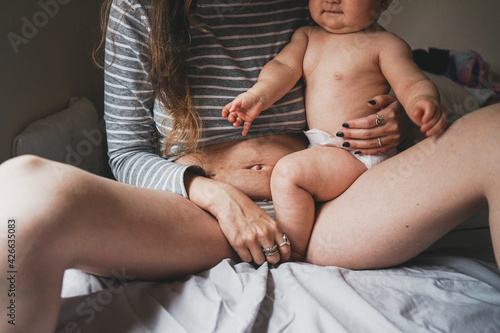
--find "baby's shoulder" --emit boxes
[293,25,319,37]
[373,30,411,51]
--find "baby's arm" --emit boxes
[379,35,447,136]
[222,27,309,136]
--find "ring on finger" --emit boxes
[375,113,384,127]
[263,249,278,256]
[377,137,382,147]
[262,244,278,256]
[278,234,291,247]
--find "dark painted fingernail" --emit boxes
[342,142,350,147]
[342,123,350,128]
[354,151,361,155]
[368,100,377,105]
[336,131,344,137]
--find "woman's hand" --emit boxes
[339,95,419,154]
[185,173,291,265]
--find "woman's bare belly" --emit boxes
[175,133,308,200]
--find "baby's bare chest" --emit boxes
[303,32,383,83]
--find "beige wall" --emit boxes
[0,0,104,164]
[380,0,500,79]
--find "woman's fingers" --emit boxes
[237,247,254,263]
[230,217,288,265]
[256,221,283,264]
[259,234,291,264]
[366,94,397,110]
[338,124,400,154]
[343,108,395,130]
[348,135,400,155]
[249,243,267,265]
[339,96,405,153]
[341,122,397,139]
[276,233,291,262]
[259,243,279,265]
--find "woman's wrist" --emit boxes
[185,172,235,218]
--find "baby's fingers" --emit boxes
[424,111,447,136]
[421,109,447,136]
[228,112,238,123]
[222,99,243,117]
[222,104,231,118]
[241,120,252,136]
[232,115,244,128]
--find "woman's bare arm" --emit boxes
[185,172,291,264]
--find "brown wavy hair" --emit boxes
[94,0,201,158]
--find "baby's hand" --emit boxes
[410,97,447,137]
[222,91,265,136]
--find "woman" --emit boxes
[1,0,498,331]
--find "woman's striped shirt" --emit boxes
[104,0,310,198]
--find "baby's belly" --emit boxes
[175,133,308,200]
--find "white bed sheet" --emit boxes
[56,253,500,333]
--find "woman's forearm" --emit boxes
[184,171,290,264]
[185,172,226,215]
[185,172,252,220]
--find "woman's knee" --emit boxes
[0,155,84,235]
[452,104,500,141]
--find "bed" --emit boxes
[14,74,500,332]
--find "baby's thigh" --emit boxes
[274,147,366,201]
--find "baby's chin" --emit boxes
[320,21,379,34]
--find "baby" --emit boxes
[222,0,447,260]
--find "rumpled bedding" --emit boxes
[56,255,500,333]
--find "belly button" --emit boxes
[250,164,263,171]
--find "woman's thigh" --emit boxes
[307,105,500,269]
[0,155,236,280]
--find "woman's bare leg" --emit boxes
[307,104,500,268]
[0,155,236,332]
[271,147,367,260]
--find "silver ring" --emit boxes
[375,113,384,127]
[377,137,382,147]
[264,249,278,256]
[278,234,291,247]
[262,244,278,255]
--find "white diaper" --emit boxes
[304,128,396,169]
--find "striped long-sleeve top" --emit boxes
[104,0,309,198]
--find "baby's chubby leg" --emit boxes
[271,147,367,260]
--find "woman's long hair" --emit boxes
[94,0,201,158]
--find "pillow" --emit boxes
[12,97,105,176]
